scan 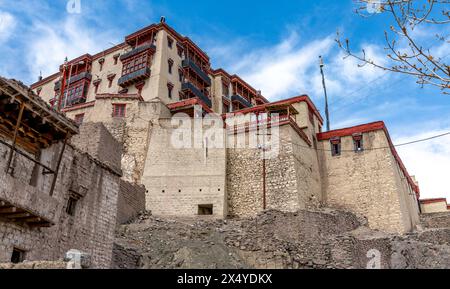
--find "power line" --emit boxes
[275,130,450,153]
[328,52,450,114]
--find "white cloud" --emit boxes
[395,128,450,201]
[231,34,335,100]
[25,16,118,82]
[208,30,389,104]
[0,11,16,43]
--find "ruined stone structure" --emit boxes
[31,20,423,235]
[0,78,123,268]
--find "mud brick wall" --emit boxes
[117,180,146,224]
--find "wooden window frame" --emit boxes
[121,52,150,77]
[330,137,341,157]
[98,58,105,72]
[113,53,120,65]
[63,80,89,108]
[353,133,364,152]
[107,74,116,88]
[112,103,127,118]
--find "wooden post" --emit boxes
[5,102,25,174]
[49,134,69,196]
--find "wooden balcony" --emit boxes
[0,199,54,228]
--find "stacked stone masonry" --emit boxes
[0,123,121,268]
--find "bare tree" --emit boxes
[336,0,450,93]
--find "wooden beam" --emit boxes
[0,207,17,214]
[5,102,25,173]
[28,222,53,228]
[5,212,31,219]
[50,133,69,196]
[24,217,42,223]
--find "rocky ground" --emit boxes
[113,209,450,269]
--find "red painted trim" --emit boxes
[420,198,448,205]
[317,121,385,140]
[211,68,232,79]
[92,43,127,61]
[167,98,213,114]
[31,72,60,89]
[271,95,323,124]
[225,95,323,125]
[230,74,258,95]
[61,100,96,112]
[95,93,142,101]
[317,121,420,197]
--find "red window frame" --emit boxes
[63,80,88,107]
[112,104,126,118]
[121,52,150,77]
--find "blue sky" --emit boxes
[0,0,449,200]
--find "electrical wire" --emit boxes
[272,130,450,153]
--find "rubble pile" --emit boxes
[113,210,450,269]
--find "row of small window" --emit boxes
[98,54,121,72]
[74,104,126,125]
[167,36,185,58]
[330,134,364,156]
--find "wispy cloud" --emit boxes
[396,126,450,201]
[0,11,16,43]
[26,16,119,81]
[207,29,388,105]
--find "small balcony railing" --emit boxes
[118,67,151,88]
[182,59,211,86]
[120,43,156,61]
[231,94,252,108]
[181,82,212,107]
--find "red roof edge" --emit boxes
[167,98,213,114]
[317,121,385,141]
[317,121,420,197]
[96,93,143,101]
[225,95,323,125]
[31,72,60,89]
[61,101,96,113]
[420,198,448,205]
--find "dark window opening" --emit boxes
[354,139,363,152]
[168,37,174,48]
[11,248,25,264]
[113,54,120,65]
[223,103,229,113]
[168,59,173,74]
[353,134,364,152]
[178,69,183,82]
[167,83,174,99]
[330,138,341,156]
[66,196,78,216]
[177,45,183,57]
[74,113,84,125]
[198,204,213,215]
[99,58,105,72]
